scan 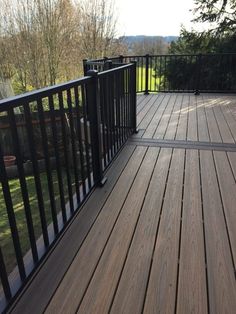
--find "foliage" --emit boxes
[164,0,236,91]
[192,0,236,35]
[0,0,126,96]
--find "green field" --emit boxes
[137,67,162,92]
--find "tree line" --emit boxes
[0,0,126,95]
[160,0,236,91]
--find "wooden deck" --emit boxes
[10,94,236,314]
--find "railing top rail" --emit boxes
[97,63,134,77]
[87,53,236,62]
[0,76,92,110]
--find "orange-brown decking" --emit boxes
[11,94,236,314]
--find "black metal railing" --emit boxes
[86,53,236,94]
[0,62,136,311]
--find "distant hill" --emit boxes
[120,35,178,55]
[122,35,178,45]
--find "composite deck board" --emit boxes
[196,95,210,142]
[45,146,147,314]
[137,94,146,106]
[214,151,236,267]
[153,94,177,139]
[176,150,208,314]
[164,94,183,140]
[200,150,236,313]
[138,94,164,130]
[175,94,189,140]
[212,102,235,143]
[10,145,136,314]
[187,95,198,141]
[11,93,236,314]
[143,149,185,314]
[137,95,153,114]
[110,148,172,314]
[219,98,236,141]
[77,148,158,314]
[204,95,223,142]
[137,94,160,126]
[143,94,170,138]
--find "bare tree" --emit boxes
[0,0,123,94]
[77,0,119,59]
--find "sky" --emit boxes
[116,0,207,36]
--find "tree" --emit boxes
[0,0,122,95]
[192,0,236,35]
[77,0,120,59]
[130,37,169,55]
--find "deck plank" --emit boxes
[45,146,147,314]
[187,95,198,141]
[110,148,172,314]
[10,145,136,314]
[197,95,210,142]
[177,149,208,314]
[164,94,183,140]
[204,95,222,142]
[137,95,153,114]
[137,95,155,122]
[212,100,234,143]
[200,150,236,313]
[77,147,158,314]
[175,94,189,140]
[143,94,170,138]
[143,149,185,314]
[153,94,177,139]
[219,97,236,141]
[214,151,236,267]
[138,94,164,130]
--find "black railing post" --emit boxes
[83,59,88,76]
[119,55,124,64]
[131,61,138,133]
[145,54,150,95]
[87,70,107,186]
[104,60,112,70]
[195,53,202,95]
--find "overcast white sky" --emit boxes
[115,0,208,36]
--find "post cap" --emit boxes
[87,69,98,77]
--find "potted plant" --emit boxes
[4,155,16,167]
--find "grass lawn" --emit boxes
[137,67,162,92]
[0,170,75,275]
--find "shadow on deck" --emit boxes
[10,94,236,313]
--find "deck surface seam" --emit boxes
[128,137,236,151]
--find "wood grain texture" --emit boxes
[137,94,159,126]
[45,146,147,314]
[143,94,170,138]
[197,95,210,142]
[175,94,189,140]
[110,148,172,314]
[187,95,198,141]
[177,149,208,314]
[77,147,158,314]
[153,94,177,139]
[204,95,222,143]
[165,94,183,140]
[138,94,164,130]
[219,97,236,141]
[212,101,234,143]
[143,149,185,314]
[137,95,153,114]
[200,150,236,313]
[214,151,236,266]
[10,145,136,314]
